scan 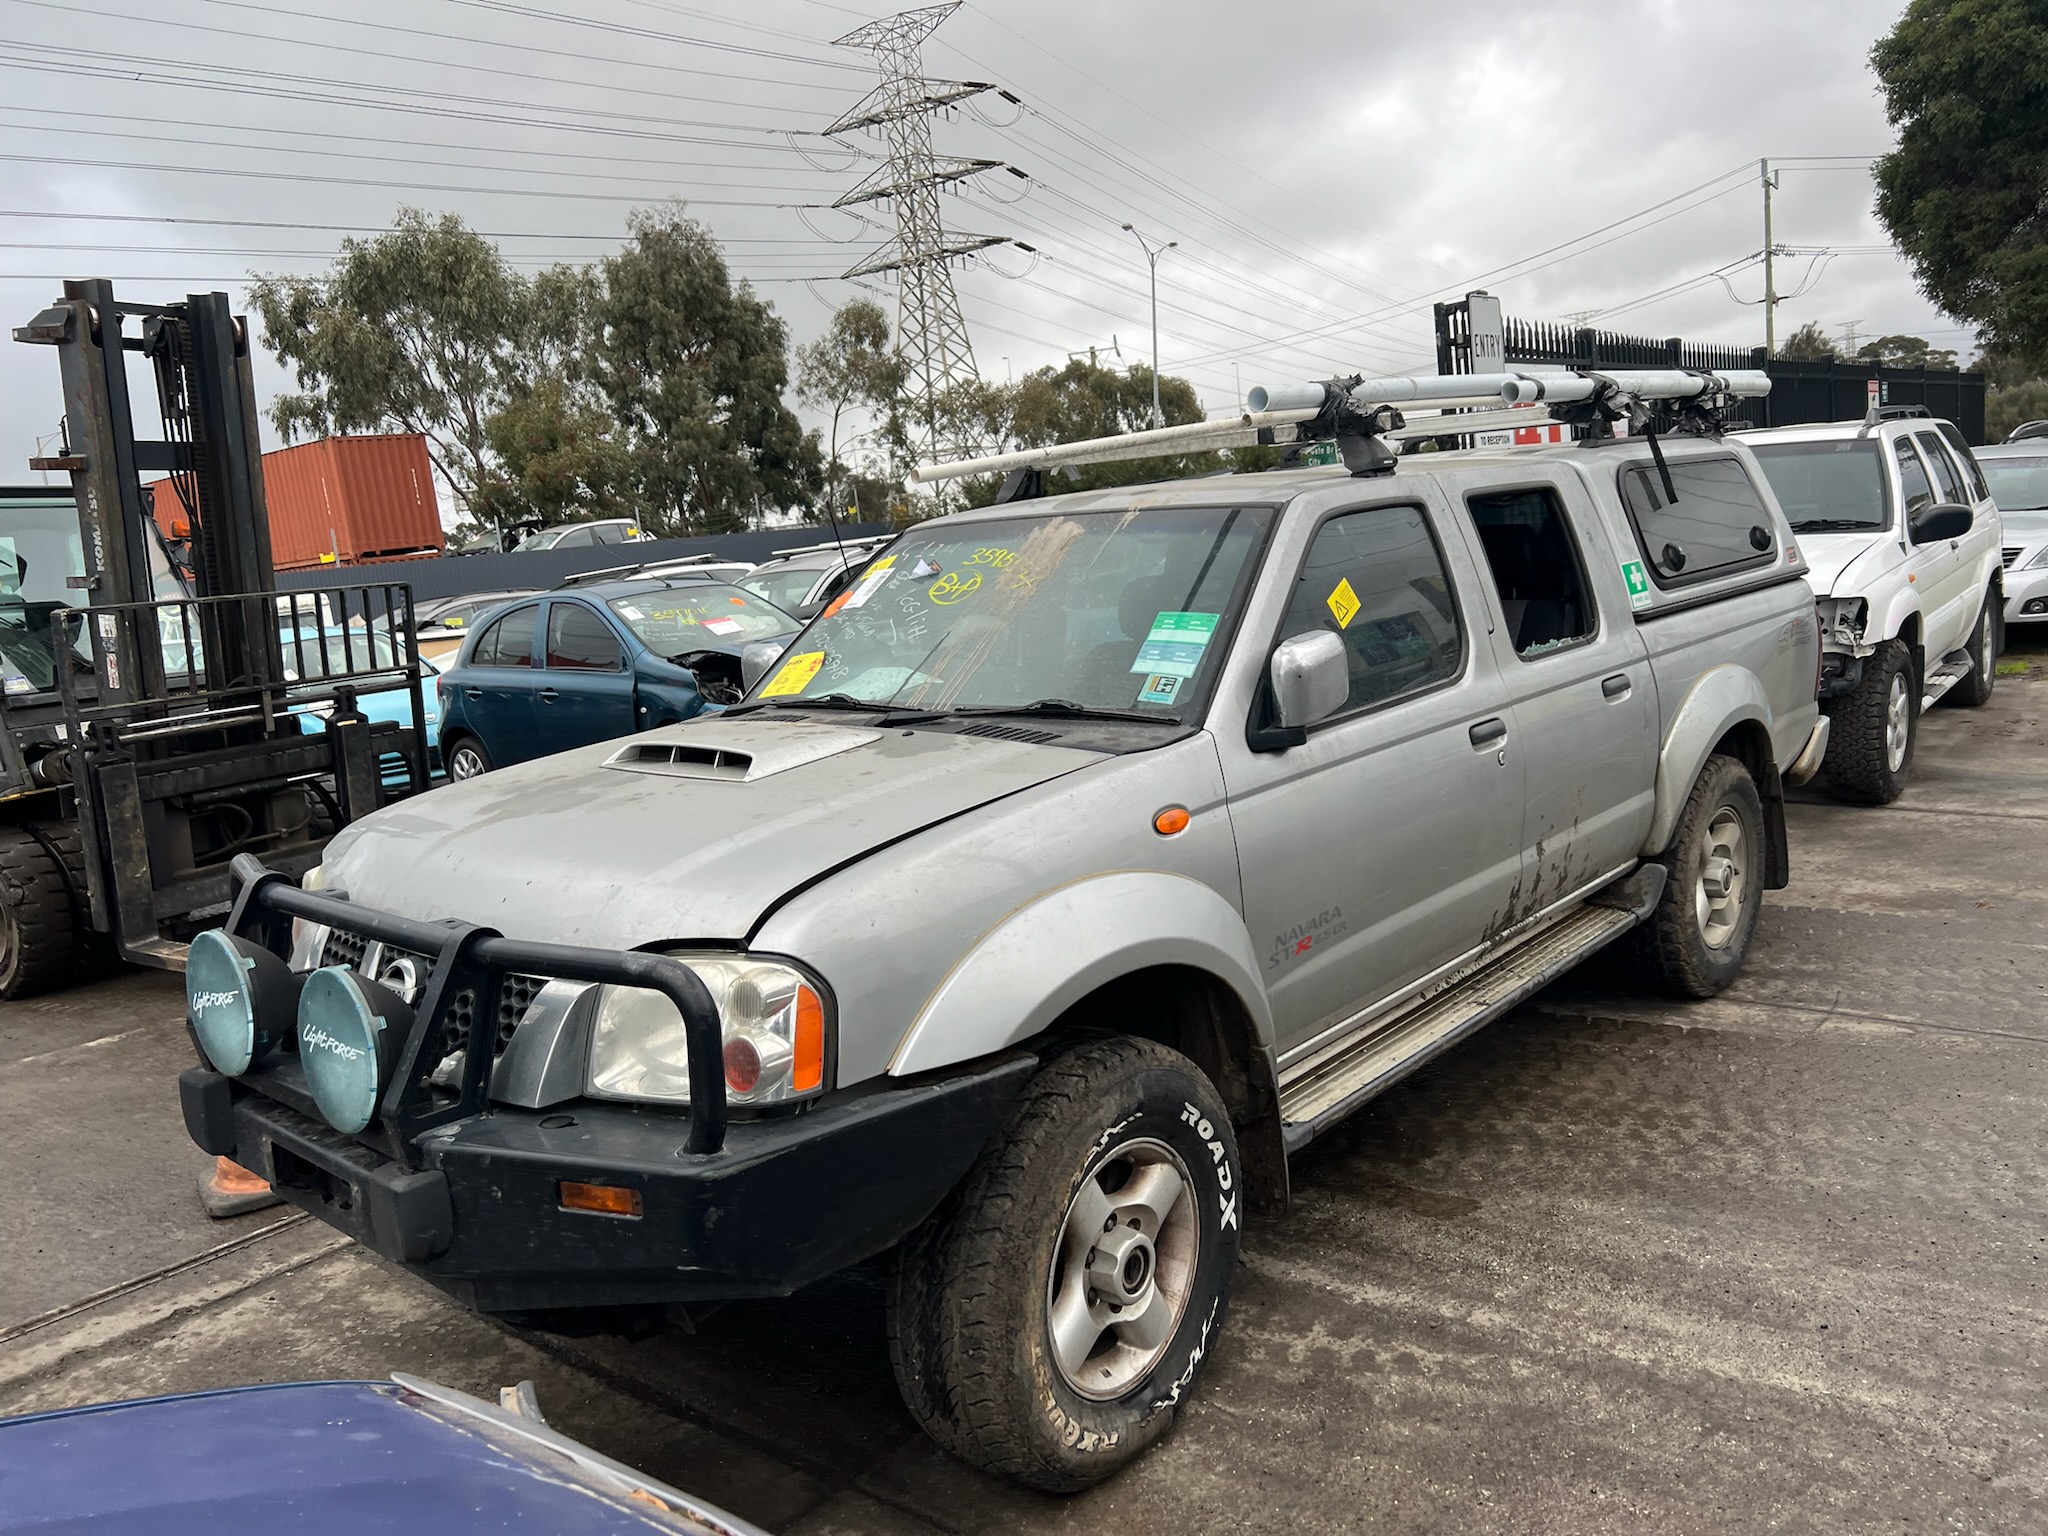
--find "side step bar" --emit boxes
[1922,647,1973,711]
[1278,866,1665,1152]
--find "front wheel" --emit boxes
[0,825,80,1000]
[1821,639,1916,804]
[887,1036,1242,1491]
[445,736,493,781]
[1633,753,1766,999]
[1941,592,1997,709]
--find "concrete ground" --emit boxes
[4,636,2045,1533]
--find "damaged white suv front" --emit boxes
[1748,414,2004,804]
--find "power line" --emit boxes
[1,121,851,195]
[0,151,819,207]
[15,0,857,111]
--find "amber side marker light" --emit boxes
[560,1181,643,1218]
[1153,805,1191,836]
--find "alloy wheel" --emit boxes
[449,746,487,780]
[1885,671,1911,773]
[1045,1137,1199,1401]
[1694,806,1747,950]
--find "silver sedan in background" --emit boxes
[1976,441,2048,626]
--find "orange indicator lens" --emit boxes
[792,984,825,1093]
[1153,806,1191,836]
[559,1181,643,1218]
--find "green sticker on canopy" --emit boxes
[1129,611,1219,681]
[1620,559,1652,610]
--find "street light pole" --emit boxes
[1121,222,1177,426]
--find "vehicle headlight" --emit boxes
[586,955,828,1108]
[2025,545,2048,570]
[290,864,328,967]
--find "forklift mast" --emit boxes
[1,280,427,986]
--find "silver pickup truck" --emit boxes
[180,432,1822,1491]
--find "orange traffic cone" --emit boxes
[199,1155,284,1218]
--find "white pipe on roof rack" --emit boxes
[909,408,1319,485]
[1247,374,1523,413]
[1500,368,1772,405]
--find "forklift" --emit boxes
[0,280,428,998]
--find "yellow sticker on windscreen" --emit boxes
[758,650,825,698]
[1326,577,1361,629]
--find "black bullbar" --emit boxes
[220,851,727,1156]
[179,1054,1037,1311]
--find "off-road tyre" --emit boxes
[1821,638,1917,804]
[445,734,493,781]
[1633,753,1766,999]
[886,1036,1242,1491]
[0,823,81,1000]
[1941,592,1997,709]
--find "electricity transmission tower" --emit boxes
[824,4,1012,464]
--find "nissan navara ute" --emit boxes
[180,435,1823,1491]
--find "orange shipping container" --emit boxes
[148,433,445,571]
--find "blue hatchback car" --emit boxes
[436,577,801,779]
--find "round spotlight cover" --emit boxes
[298,966,406,1134]
[187,929,260,1075]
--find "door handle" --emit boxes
[463,687,482,700]
[539,687,559,703]
[1601,673,1632,699]
[1469,717,1507,749]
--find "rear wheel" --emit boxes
[446,736,493,780]
[1634,753,1766,999]
[1942,592,1997,709]
[1822,639,1916,804]
[887,1036,1242,1491]
[0,824,81,1000]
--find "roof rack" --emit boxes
[909,366,1772,499]
[767,535,892,559]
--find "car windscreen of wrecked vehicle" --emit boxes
[744,505,1271,717]
[1748,437,1892,532]
[605,582,796,659]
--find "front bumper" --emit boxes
[2003,564,2048,623]
[182,1054,1033,1311]
[184,854,1036,1310]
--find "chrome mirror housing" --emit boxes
[1269,629,1349,730]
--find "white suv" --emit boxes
[1747,413,2004,804]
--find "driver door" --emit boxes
[1219,497,1526,1054]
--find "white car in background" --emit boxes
[1974,441,2048,627]
[1747,412,2004,804]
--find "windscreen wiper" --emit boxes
[1790,518,1882,533]
[954,699,1179,726]
[725,694,949,726]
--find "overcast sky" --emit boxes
[1,0,1946,512]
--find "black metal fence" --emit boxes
[1433,295,1988,442]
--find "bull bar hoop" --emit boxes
[222,853,728,1161]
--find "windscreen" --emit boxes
[607,583,798,658]
[0,499,91,695]
[1748,439,1891,532]
[739,563,829,612]
[745,506,1270,718]
[1980,456,2048,512]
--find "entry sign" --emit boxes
[1295,440,1340,467]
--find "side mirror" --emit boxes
[740,639,788,692]
[1269,629,1350,730]
[1909,502,1973,545]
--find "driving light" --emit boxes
[586,955,828,1107]
[297,966,410,1134]
[187,929,301,1076]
